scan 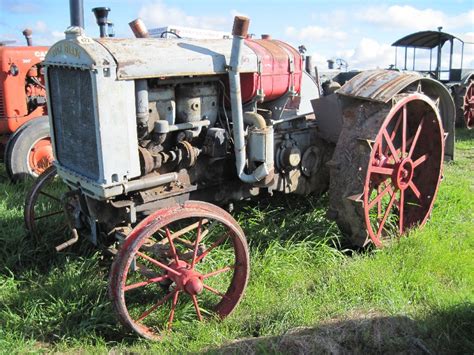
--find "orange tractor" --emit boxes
[0,30,52,181]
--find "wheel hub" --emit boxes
[393,158,414,190]
[167,260,203,295]
[28,138,54,175]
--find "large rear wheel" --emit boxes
[329,93,444,247]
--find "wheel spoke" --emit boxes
[34,210,64,220]
[413,154,428,168]
[399,189,405,234]
[376,192,397,239]
[401,105,407,157]
[369,165,394,176]
[167,290,180,330]
[203,265,234,279]
[158,219,208,247]
[203,284,230,300]
[377,185,382,219]
[191,295,203,321]
[165,227,180,264]
[136,251,181,277]
[384,110,402,156]
[383,129,400,163]
[408,117,424,158]
[124,275,169,292]
[190,219,203,269]
[408,181,422,199]
[195,233,229,264]
[39,190,61,202]
[368,183,394,210]
[136,289,177,322]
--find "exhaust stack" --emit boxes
[69,0,84,28]
[129,18,150,38]
[22,28,33,46]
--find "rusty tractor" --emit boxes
[24,0,455,340]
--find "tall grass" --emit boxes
[0,129,472,353]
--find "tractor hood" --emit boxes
[44,35,258,80]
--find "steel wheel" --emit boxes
[329,93,444,247]
[463,80,474,129]
[109,201,249,340]
[24,165,70,240]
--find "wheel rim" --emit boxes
[363,95,444,246]
[24,166,70,240]
[27,137,54,176]
[463,81,474,129]
[110,201,249,340]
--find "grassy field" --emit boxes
[0,129,473,353]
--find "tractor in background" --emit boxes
[391,28,474,129]
[0,30,51,181]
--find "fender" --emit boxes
[337,70,456,161]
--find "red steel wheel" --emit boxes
[329,93,444,247]
[463,80,474,129]
[109,201,249,340]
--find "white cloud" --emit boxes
[340,38,394,70]
[357,5,474,31]
[137,1,227,30]
[285,25,347,42]
[33,21,48,33]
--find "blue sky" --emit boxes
[1,0,473,69]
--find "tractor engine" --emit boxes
[44,17,326,230]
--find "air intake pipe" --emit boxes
[228,16,273,183]
[92,7,111,38]
[22,29,33,46]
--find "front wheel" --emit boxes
[5,116,54,182]
[109,201,250,340]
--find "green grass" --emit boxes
[0,129,473,353]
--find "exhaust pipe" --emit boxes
[92,7,111,38]
[22,28,33,46]
[228,16,272,183]
[69,0,84,28]
[129,18,150,38]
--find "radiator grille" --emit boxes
[48,67,100,180]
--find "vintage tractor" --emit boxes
[24,1,454,340]
[0,30,51,181]
[391,28,474,130]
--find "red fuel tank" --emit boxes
[241,39,302,103]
